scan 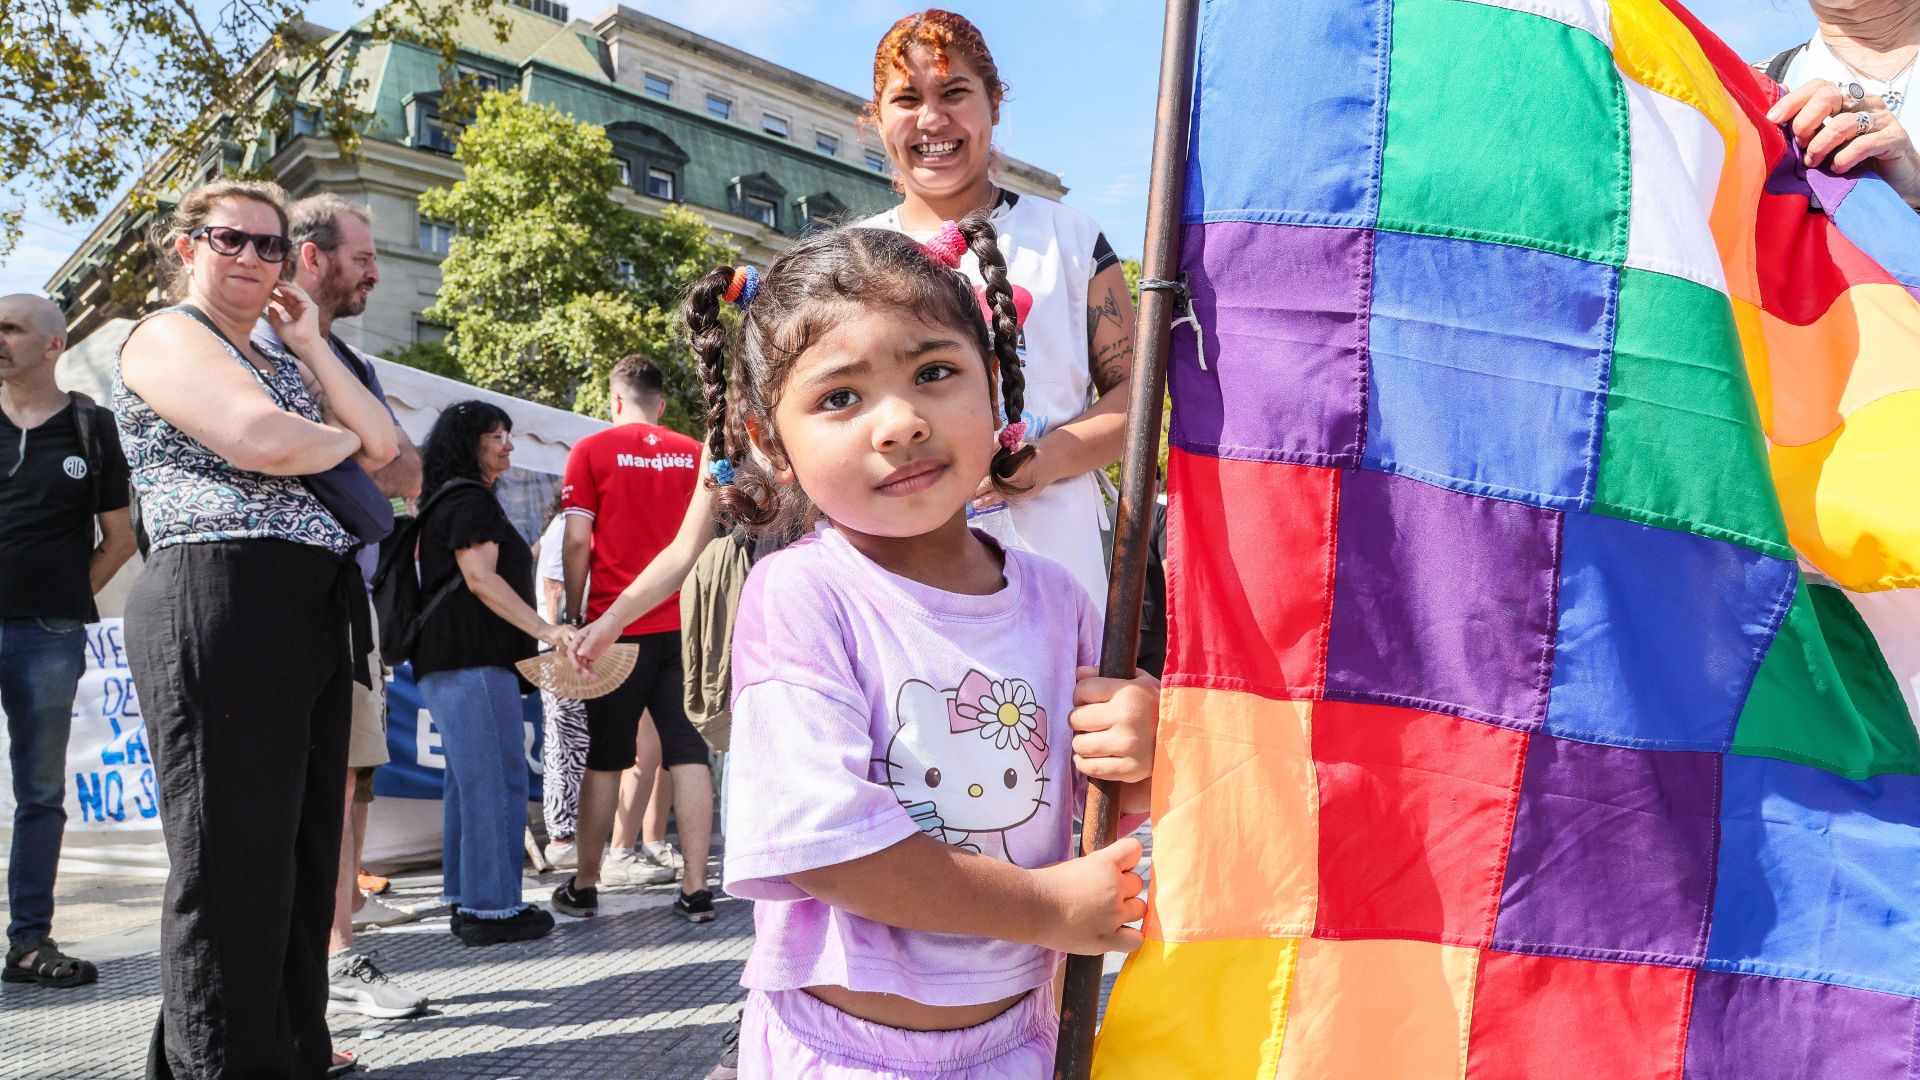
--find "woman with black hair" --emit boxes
[412,400,568,945]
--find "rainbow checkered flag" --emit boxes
[1094,0,1920,1076]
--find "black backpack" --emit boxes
[371,479,488,665]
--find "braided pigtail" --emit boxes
[682,267,735,480]
[955,210,1036,485]
[681,265,778,528]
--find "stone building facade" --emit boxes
[43,1,1067,358]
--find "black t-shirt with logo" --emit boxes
[0,400,131,620]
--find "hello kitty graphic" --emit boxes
[879,671,1053,862]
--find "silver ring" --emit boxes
[1856,110,1873,134]
[1843,81,1867,106]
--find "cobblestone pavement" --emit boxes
[0,855,1134,1080]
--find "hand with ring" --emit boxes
[1766,79,1920,207]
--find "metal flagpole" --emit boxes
[1054,0,1200,1076]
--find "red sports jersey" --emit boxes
[560,423,701,636]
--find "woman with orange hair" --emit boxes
[861,9,1138,617]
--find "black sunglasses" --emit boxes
[190,225,291,263]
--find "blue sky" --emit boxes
[0,0,1819,295]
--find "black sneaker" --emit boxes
[448,905,468,937]
[552,878,597,918]
[452,905,555,947]
[673,889,716,924]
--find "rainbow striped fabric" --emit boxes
[1094,1,1920,1077]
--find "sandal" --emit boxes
[3,938,98,988]
[327,1050,360,1077]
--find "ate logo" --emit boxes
[644,433,660,446]
[63,456,88,480]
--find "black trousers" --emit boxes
[126,540,354,1080]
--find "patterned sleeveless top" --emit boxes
[112,307,355,554]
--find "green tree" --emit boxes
[381,339,466,383]
[418,93,735,431]
[0,0,510,257]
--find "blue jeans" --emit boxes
[1,616,88,947]
[417,666,528,918]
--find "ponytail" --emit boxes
[955,211,1037,484]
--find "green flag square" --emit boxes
[1592,269,1791,556]
[1733,581,1920,779]
[1378,0,1629,264]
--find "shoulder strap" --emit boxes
[1765,43,1807,85]
[68,391,102,506]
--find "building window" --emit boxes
[796,190,847,232]
[418,220,455,255]
[608,121,688,207]
[415,320,450,344]
[865,149,889,173]
[815,131,839,156]
[728,171,787,233]
[643,73,673,100]
[615,158,631,187]
[762,113,789,139]
[421,115,455,153]
[616,259,636,285]
[705,93,732,120]
[456,65,502,94]
[292,105,320,137]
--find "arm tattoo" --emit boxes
[1087,291,1124,339]
[1092,336,1133,394]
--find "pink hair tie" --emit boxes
[922,221,967,269]
[997,421,1027,451]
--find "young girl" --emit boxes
[692,214,1158,1077]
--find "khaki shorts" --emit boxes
[348,603,391,772]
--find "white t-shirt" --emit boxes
[1781,36,1914,147]
[862,191,1122,615]
[535,513,567,622]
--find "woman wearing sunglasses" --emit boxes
[114,179,397,1080]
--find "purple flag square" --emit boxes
[1492,736,1720,966]
[1168,221,1372,468]
[1325,468,1561,729]
[1685,971,1920,1079]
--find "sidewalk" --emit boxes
[0,854,1135,1079]
[1,863,749,1080]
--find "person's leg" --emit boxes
[643,764,672,848]
[329,770,360,954]
[418,672,473,912]
[646,633,713,901]
[423,668,526,917]
[611,714,662,851]
[289,618,353,1076]
[130,543,340,1078]
[669,763,713,895]
[1,617,88,961]
[540,691,576,842]
[574,652,648,891]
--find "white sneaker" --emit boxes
[600,849,675,886]
[327,953,428,1018]
[640,840,684,872]
[545,840,579,870]
[351,894,418,930]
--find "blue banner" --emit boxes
[374,662,544,801]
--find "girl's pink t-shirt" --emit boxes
[723,523,1100,1007]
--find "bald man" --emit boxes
[0,293,135,988]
